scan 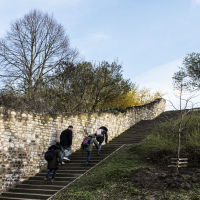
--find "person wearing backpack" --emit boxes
[82,134,99,166]
[60,125,73,163]
[95,126,108,155]
[44,142,62,182]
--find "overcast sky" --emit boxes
[0,0,200,110]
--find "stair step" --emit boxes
[62,159,102,162]
[66,158,102,160]
[36,173,81,177]
[2,192,51,199]
[22,180,71,186]
[16,184,63,190]
[59,164,96,168]
[9,188,58,195]
[41,169,87,174]
[0,197,39,200]
[56,166,91,170]
[30,176,76,181]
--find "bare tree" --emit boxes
[168,72,200,173]
[0,10,78,94]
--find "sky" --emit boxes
[0,0,200,110]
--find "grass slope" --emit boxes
[52,144,200,200]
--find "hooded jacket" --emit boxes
[47,142,62,170]
[85,134,99,152]
[95,126,108,143]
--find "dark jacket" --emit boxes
[47,143,62,170]
[60,129,72,147]
[85,134,99,152]
[95,126,108,143]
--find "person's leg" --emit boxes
[98,142,102,155]
[64,147,71,158]
[51,169,58,181]
[98,142,102,152]
[63,147,71,161]
[86,151,91,165]
[44,169,52,181]
[61,146,66,162]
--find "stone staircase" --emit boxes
[0,110,180,200]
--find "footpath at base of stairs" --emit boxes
[0,110,180,200]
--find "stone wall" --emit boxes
[0,98,165,192]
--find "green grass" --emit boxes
[52,144,200,200]
[132,111,200,166]
[53,145,148,200]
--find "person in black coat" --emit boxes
[44,142,62,182]
[60,125,73,163]
[95,126,108,155]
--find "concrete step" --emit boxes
[69,152,110,155]
[59,163,96,168]
[56,166,91,170]
[0,197,38,200]
[102,144,121,148]
[16,184,63,190]
[114,134,146,137]
[36,173,81,177]
[22,180,70,186]
[62,161,101,164]
[9,188,58,195]
[2,192,51,199]
[108,139,144,142]
[111,134,146,137]
[41,169,87,174]
[67,154,105,159]
[66,160,99,164]
[30,176,76,181]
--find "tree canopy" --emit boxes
[45,61,133,113]
[173,52,200,91]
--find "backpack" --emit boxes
[95,129,103,138]
[44,149,55,161]
[82,136,91,149]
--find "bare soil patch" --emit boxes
[131,167,200,191]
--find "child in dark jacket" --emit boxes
[44,142,62,182]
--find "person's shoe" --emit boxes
[44,178,48,183]
[85,163,89,166]
[98,152,101,156]
[51,179,56,182]
[62,162,65,164]
[63,157,70,161]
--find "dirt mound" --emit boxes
[131,167,200,191]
